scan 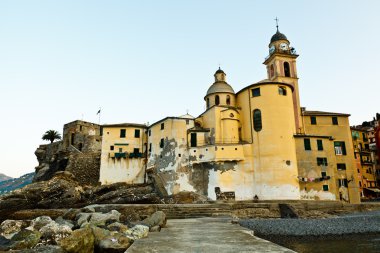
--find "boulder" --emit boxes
[23,244,65,253]
[88,210,121,227]
[97,233,132,253]
[0,235,11,251]
[39,222,72,244]
[149,226,161,232]
[59,227,94,253]
[76,210,121,228]
[55,217,74,229]
[140,211,166,228]
[29,216,54,231]
[0,219,29,239]
[10,229,42,250]
[107,222,129,233]
[91,226,110,245]
[124,225,149,240]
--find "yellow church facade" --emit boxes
[99,28,360,203]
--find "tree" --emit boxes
[42,130,61,143]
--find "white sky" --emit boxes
[0,1,379,177]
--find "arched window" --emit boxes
[215,95,220,105]
[253,109,262,132]
[226,95,231,105]
[284,62,291,77]
[278,87,287,96]
[206,98,210,108]
[270,64,274,77]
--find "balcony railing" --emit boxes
[190,138,251,148]
[115,152,127,158]
[265,47,298,60]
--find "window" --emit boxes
[317,157,328,166]
[133,148,139,154]
[334,141,347,155]
[206,98,210,108]
[120,129,126,138]
[278,87,287,96]
[357,169,360,173]
[317,140,323,151]
[332,117,338,125]
[161,123,164,130]
[190,133,197,147]
[160,138,164,148]
[284,62,290,77]
[149,130,151,136]
[149,143,152,152]
[304,139,311,150]
[79,125,83,131]
[253,109,262,132]
[270,64,274,77]
[321,172,327,177]
[215,95,220,105]
[310,116,317,125]
[252,88,261,97]
[186,119,189,125]
[110,145,114,151]
[359,181,362,187]
[226,95,231,105]
[134,129,140,138]
[323,185,329,191]
[338,179,348,187]
[337,163,346,171]
[119,148,123,152]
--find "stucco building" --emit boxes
[98,27,361,203]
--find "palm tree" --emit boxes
[42,130,62,143]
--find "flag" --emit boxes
[97,109,101,115]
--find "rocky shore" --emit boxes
[0,208,167,252]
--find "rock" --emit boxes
[10,229,42,250]
[140,211,166,228]
[29,216,54,231]
[124,225,149,240]
[149,226,161,232]
[97,233,132,253]
[0,235,11,251]
[77,210,121,228]
[75,212,92,228]
[107,222,129,233]
[231,216,240,224]
[0,219,29,239]
[88,210,121,227]
[55,217,74,229]
[23,244,65,253]
[91,226,110,245]
[59,227,94,253]
[81,206,96,213]
[39,222,72,244]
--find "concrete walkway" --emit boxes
[127,218,295,253]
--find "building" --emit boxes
[98,27,361,203]
[351,114,380,199]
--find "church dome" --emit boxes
[206,81,235,96]
[270,30,288,43]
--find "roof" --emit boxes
[102,123,147,128]
[179,113,195,119]
[149,116,195,129]
[270,30,289,44]
[206,81,235,96]
[215,68,225,74]
[236,80,294,95]
[303,111,350,117]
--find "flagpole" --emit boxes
[98,107,101,125]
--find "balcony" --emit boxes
[115,152,127,158]
[189,144,245,164]
[362,160,374,165]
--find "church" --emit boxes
[98,27,360,204]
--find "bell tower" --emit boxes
[263,19,303,133]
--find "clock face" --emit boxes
[269,45,275,54]
[280,43,288,50]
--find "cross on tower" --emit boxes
[275,17,279,31]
